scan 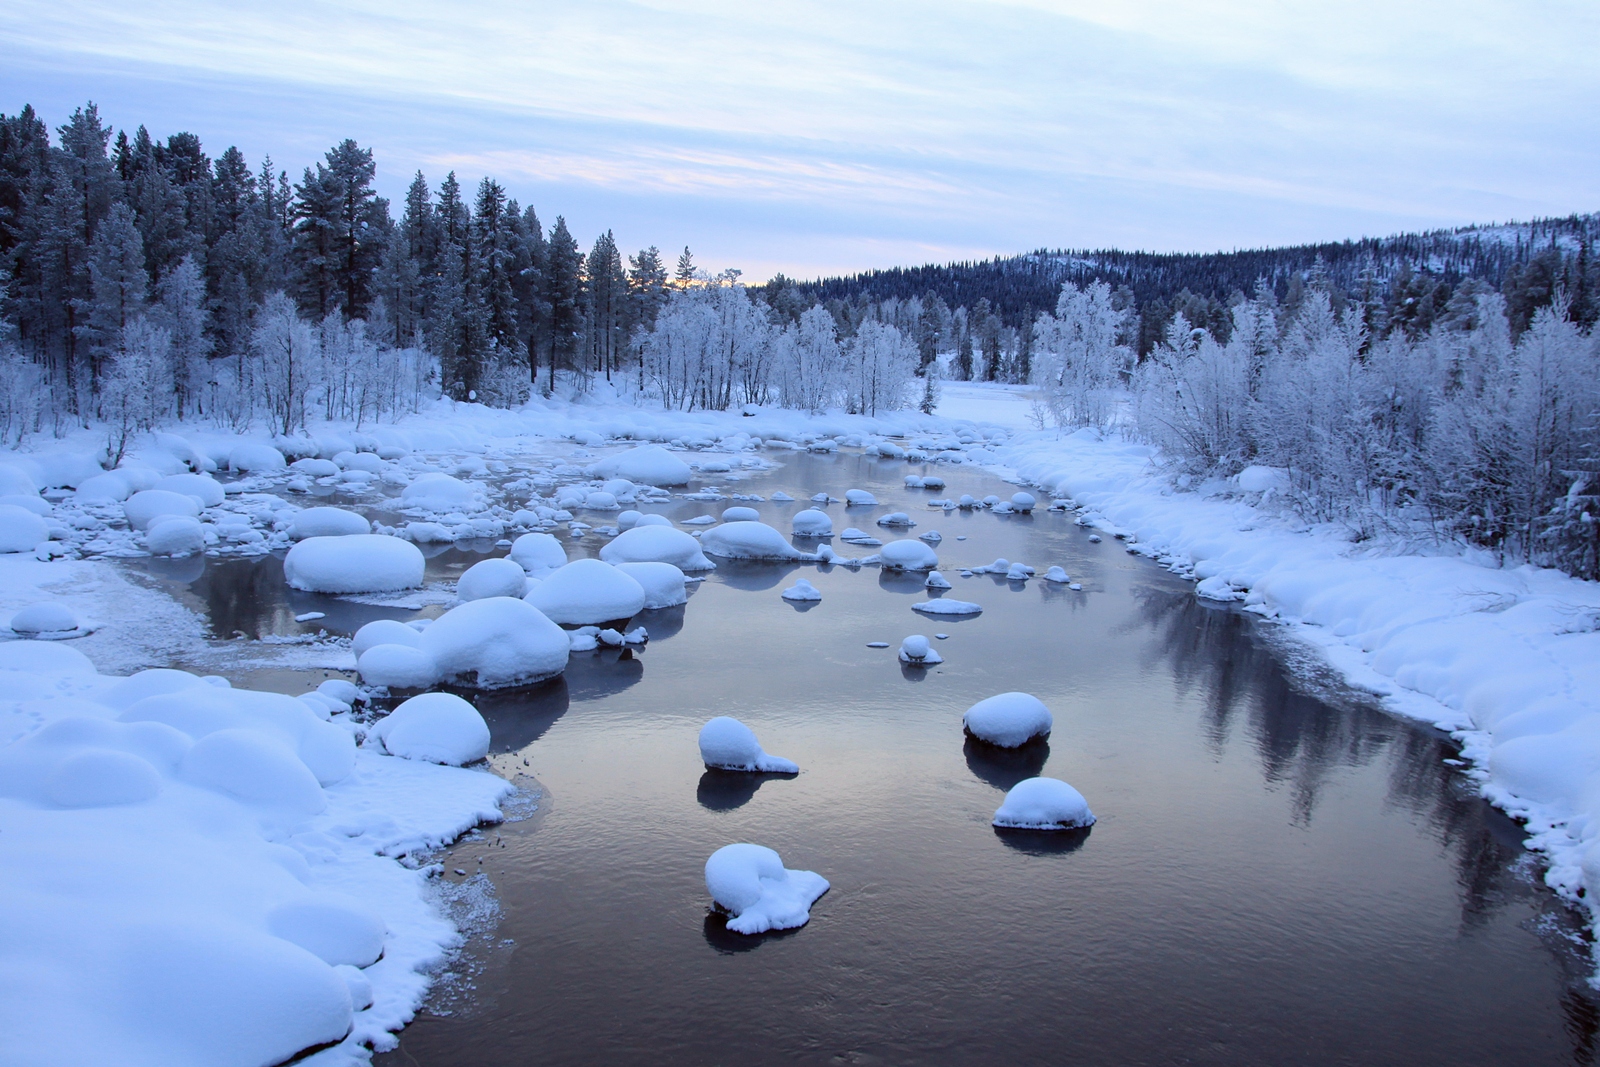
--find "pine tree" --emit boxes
[586,230,626,381]
[543,216,582,393]
[472,177,518,354]
[674,245,695,288]
[75,201,147,393]
[291,139,387,320]
[510,204,546,385]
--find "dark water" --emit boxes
[140,452,1599,1065]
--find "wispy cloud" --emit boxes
[1,1,1594,280]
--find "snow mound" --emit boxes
[878,539,938,570]
[925,571,952,589]
[844,489,877,505]
[155,473,226,507]
[124,489,201,531]
[9,603,81,636]
[876,512,915,527]
[781,578,822,602]
[524,558,647,625]
[368,692,490,766]
[0,465,39,496]
[351,619,423,658]
[0,493,49,515]
[287,507,370,540]
[791,509,833,536]
[357,644,440,689]
[265,897,387,967]
[698,716,799,773]
[721,506,760,522]
[599,525,714,571]
[898,635,943,665]
[457,557,529,601]
[613,561,688,608]
[701,521,811,561]
[1010,492,1036,512]
[912,599,981,616]
[0,508,49,556]
[589,444,692,486]
[284,535,426,594]
[419,597,569,687]
[992,777,1095,830]
[228,442,287,471]
[964,692,1053,747]
[508,531,569,576]
[146,516,206,556]
[402,473,481,512]
[705,843,829,935]
[1044,566,1071,583]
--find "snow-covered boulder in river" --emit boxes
[357,644,440,689]
[963,692,1053,748]
[401,473,481,513]
[457,557,529,601]
[0,504,49,553]
[366,692,490,766]
[283,535,426,594]
[613,561,688,609]
[599,525,714,571]
[791,509,833,537]
[721,506,760,523]
[701,521,811,561]
[123,489,201,532]
[705,843,829,935]
[155,472,226,508]
[288,506,371,540]
[509,531,568,576]
[781,578,821,602]
[911,598,981,616]
[419,596,569,687]
[992,777,1095,830]
[698,716,799,773]
[898,635,943,665]
[523,558,647,626]
[878,539,938,571]
[589,444,692,486]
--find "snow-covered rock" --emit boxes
[705,843,829,935]
[898,635,943,665]
[419,597,569,687]
[0,465,39,496]
[589,444,692,486]
[791,509,833,537]
[878,539,938,570]
[924,571,952,589]
[698,716,799,773]
[401,473,481,512]
[9,603,80,635]
[351,619,425,658]
[508,531,568,576]
[721,506,760,522]
[599,525,714,571]
[145,516,206,556]
[457,557,529,601]
[228,442,287,471]
[0,504,51,553]
[613,561,689,608]
[0,493,49,515]
[911,599,981,616]
[287,507,371,540]
[781,578,822,602]
[523,558,647,626]
[367,692,490,766]
[283,535,426,594]
[876,512,915,527]
[1010,492,1036,512]
[701,520,811,561]
[963,692,1053,747]
[155,473,226,507]
[265,897,387,968]
[844,489,877,505]
[123,489,201,532]
[356,644,440,689]
[291,457,339,477]
[1044,566,1071,583]
[992,777,1095,830]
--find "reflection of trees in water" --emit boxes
[1128,583,1548,936]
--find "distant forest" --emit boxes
[779,214,1600,354]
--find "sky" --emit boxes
[2,1,1596,282]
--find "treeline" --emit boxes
[787,214,1600,356]
[0,101,684,433]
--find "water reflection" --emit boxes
[992,824,1093,856]
[700,911,803,955]
[876,569,928,595]
[465,676,570,753]
[711,559,803,592]
[964,736,1051,791]
[695,768,797,812]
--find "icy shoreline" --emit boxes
[980,422,1600,943]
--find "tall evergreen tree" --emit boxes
[473,177,518,355]
[75,201,147,389]
[291,139,387,320]
[543,216,583,392]
[586,230,626,381]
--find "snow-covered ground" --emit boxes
[4,376,1600,1066]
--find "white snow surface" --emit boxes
[289,507,372,540]
[791,509,833,537]
[419,597,569,688]
[700,520,812,561]
[456,558,529,602]
[587,444,692,486]
[704,843,828,935]
[0,646,513,1067]
[598,525,714,571]
[366,692,491,766]
[284,536,426,595]
[508,532,569,576]
[992,777,1096,830]
[912,599,982,616]
[523,558,647,626]
[698,716,799,773]
[877,539,939,571]
[781,578,822,602]
[963,692,1053,748]
[612,562,688,609]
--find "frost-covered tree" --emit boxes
[101,317,172,464]
[1033,280,1131,430]
[152,254,209,417]
[844,319,915,416]
[252,291,317,435]
[779,305,844,414]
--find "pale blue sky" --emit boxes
[2,1,1595,281]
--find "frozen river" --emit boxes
[133,450,1598,1065]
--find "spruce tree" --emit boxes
[543,216,582,392]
